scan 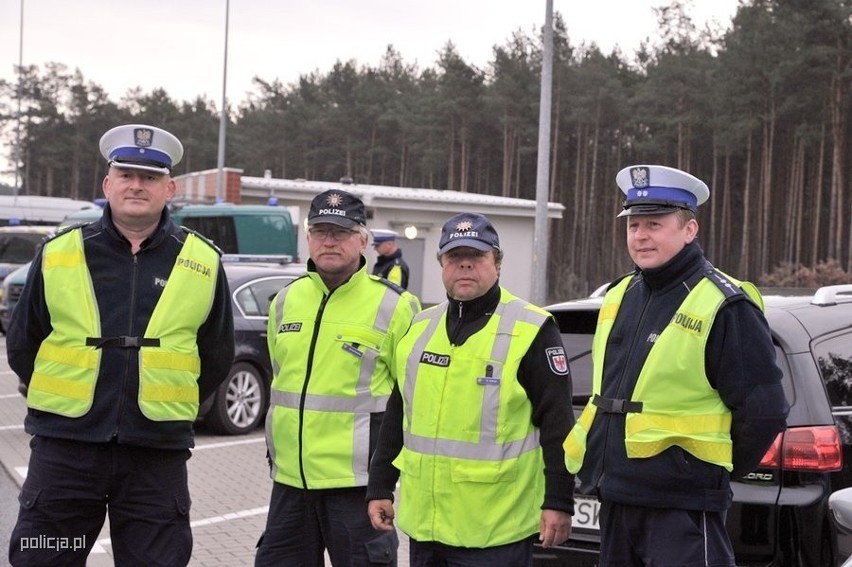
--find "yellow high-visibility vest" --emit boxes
[266,268,420,488]
[393,288,548,548]
[28,229,218,421]
[564,272,763,474]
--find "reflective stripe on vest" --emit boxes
[29,230,217,421]
[266,274,407,487]
[401,298,545,461]
[394,288,548,548]
[564,273,761,473]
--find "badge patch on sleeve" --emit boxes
[546,347,569,375]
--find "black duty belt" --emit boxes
[85,336,160,349]
[592,394,643,414]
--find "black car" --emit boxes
[199,262,306,435]
[537,284,852,567]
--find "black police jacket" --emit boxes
[7,205,235,450]
[372,249,410,290]
[579,242,789,512]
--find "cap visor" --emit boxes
[308,216,357,228]
[617,205,681,218]
[109,161,170,175]
[438,239,494,255]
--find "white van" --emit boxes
[0,195,99,226]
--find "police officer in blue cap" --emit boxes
[257,189,420,566]
[8,124,234,566]
[563,165,789,566]
[367,212,575,564]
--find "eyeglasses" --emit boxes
[308,226,357,241]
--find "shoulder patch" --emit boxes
[702,262,744,300]
[180,226,223,256]
[702,261,764,310]
[546,346,570,376]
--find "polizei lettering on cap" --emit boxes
[420,351,451,367]
[450,231,478,239]
[177,257,212,278]
[317,208,347,217]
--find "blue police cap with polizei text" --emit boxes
[307,189,367,228]
[615,164,709,217]
[99,124,183,175]
[438,213,501,255]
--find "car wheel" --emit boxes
[204,362,268,435]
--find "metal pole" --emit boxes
[14,0,24,197]
[216,0,229,202]
[531,0,554,305]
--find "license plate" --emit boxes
[573,496,601,531]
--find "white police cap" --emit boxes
[615,165,709,217]
[371,229,398,244]
[99,124,184,175]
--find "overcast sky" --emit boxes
[1,0,740,104]
[0,1,740,186]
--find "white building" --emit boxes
[175,169,565,305]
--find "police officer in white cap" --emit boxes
[370,228,410,289]
[563,165,789,566]
[8,124,235,566]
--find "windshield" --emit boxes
[0,233,46,263]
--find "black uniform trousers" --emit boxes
[409,537,533,567]
[255,482,398,566]
[9,436,192,567]
[599,500,735,567]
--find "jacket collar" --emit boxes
[446,281,501,321]
[638,241,705,292]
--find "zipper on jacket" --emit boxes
[298,291,331,488]
[449,300,464,345]
[113,254,140,438]
[594,281,652,490]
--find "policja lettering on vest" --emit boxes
[176,256,212,279]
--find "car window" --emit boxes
[560,334,593,402]
[180,216,238,254]
[550,308,598,404]
[818,334,852,408]
[816,333,852,442]
[235,277,294,317]
[0,234,45,263]
[772,343,797,406]
[233,213,295,255]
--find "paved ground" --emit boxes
[0,337,409,566]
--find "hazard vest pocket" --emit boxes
[392,447,421,478]
[450,459,518,483]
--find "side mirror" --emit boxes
[829,487,852,531]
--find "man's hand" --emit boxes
[368,499,395,531]
[539,509,572,547]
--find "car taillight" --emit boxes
[759,426,843,472]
